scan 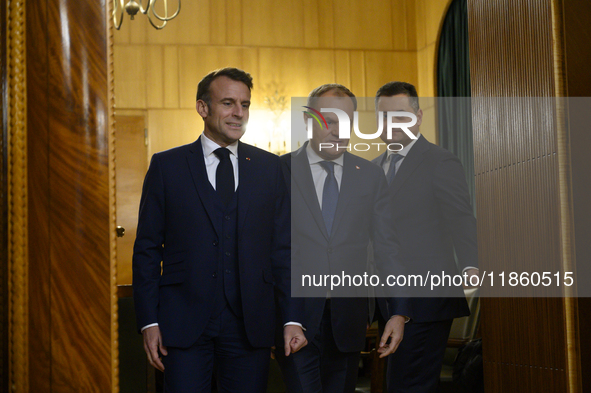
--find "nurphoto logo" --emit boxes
[303,106,418,152]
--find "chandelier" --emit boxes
[113,0,181,30]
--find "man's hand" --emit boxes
[463,268,480,289]
[378,315,405,358]
[283,325,307,356]
[142,326,168,372]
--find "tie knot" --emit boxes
[214,147,231,161]
[389,153,403,164]
[319,161,336,175]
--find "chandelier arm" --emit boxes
[138,0,151,14]
[113,0,179,29]
[151,0,181,22]
[113,0,125,30]
[146,16,167,29]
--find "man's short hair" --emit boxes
[375,81,420,112]
[196,67,253,105]
[307,84,357,111]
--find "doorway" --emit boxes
[115,114,148,285]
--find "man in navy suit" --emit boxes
[372,81,479,393]
[133,67,306,393]
[276,84,410,393]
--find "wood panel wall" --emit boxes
[112,0,447,155]
[468,0,590,391]
[113,0,451,151]
[27,1,115,391]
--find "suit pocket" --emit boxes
[160,253,187,286]
[163,251,186,265]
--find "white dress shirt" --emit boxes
[201,133,239,190]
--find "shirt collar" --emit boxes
[201,133,239,158]
[306,142,345,167]
[387,132,421,159]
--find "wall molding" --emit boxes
[551,0,581,391]
[6,0,29,391]
[107,0,120,391]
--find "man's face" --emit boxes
[307,92,354,160]
[197,76,251,147]
[376,94,422,147]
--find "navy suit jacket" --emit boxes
[373,135,478,322]
[133,136,298,349]
[283,144,410,352]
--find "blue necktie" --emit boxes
[214,148,235,206]
[319,161,339,235]
[386,154,404,184]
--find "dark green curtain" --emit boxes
[437,0,476,213]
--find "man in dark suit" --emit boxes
[372,81,479,393]
[276,84,410,393]
[133,67,306,393]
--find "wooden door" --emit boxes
[115,115,148,285]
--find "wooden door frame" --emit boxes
[1,1,119,391]
[2,1,29,391]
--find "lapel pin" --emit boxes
[355,165,360,169]
[246,157,251,161]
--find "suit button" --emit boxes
[212,241,218,246]
[224,215,231,220]
[225,235,231,240]
[225,269,231,274]
[212,273,217,278]
[225,251,231,257]
[328,248,332,253]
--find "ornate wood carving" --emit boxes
[6,0,29,391]
[107,0,120,390]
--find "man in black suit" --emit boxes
[133,67,306,393]
[372,81,479,393]
[276,84,410,393]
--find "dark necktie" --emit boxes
[386,154,404,184]
[214,148,235,206]
[319,161,339,235]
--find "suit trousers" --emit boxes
[162,305,270,393]
[386,319,453,393]
[277,300,361,393]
